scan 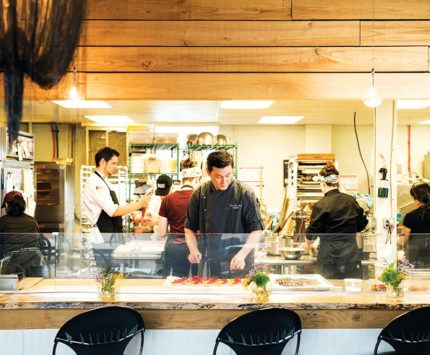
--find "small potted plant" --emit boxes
[381,259,414,298]
[242,264,272,302]
[96,266,122,298]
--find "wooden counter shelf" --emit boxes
[0,278,428,330]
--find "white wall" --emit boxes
[305,125,332,153]
[332,125,374,195]
[222,124,375,210]
[32,123,73,162]
[222,125,306,209]
[0,328,392,355]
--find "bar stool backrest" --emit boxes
[213,308,302,355]
[52,306,145,355]
[374,306,430,354]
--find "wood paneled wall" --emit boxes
[4,0,430,100]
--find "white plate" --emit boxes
[270,274,334,292]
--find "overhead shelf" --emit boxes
[129,143,179,152]
[185,143,237,151]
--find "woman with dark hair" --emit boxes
[0,191,40,259]
[398,182,430,268]
[305,162,368,279]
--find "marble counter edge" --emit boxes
[0,300,427,311]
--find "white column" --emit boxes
[373,101,397,265]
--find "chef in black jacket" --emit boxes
[306,162,368,279]
[398,182,430,268]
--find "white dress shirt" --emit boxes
[83,172,118,226]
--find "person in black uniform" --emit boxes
[0,190,40,259]
[305,162,368,279]
[184,151,264,277]
[83,147,153,237]
[398,182,430,268]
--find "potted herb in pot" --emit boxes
[242,264,272,302]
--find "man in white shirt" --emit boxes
[83,147,153,235]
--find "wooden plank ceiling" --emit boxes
[2,0,430,100]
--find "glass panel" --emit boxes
[2,232,429,295]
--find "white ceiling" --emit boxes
[3,99,430,126]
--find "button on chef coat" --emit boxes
[83,172,118,226]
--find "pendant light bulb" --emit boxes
[69,66,80,101]
[69,85,80,101]
[362,68,382,108]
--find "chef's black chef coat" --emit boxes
[184,180,264,276]
[306,189,368,278]
[403,206,430,268]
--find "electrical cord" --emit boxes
[353,112,371,195]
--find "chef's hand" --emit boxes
[230,253,246,270]
[137,189,153,209]
[188,250,202,264]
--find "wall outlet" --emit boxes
[382,218,394,230]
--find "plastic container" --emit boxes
[344,278,362,293]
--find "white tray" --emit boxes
[270,274,334,292]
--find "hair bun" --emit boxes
[320,161,339,177]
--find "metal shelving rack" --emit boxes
[287,156,335,212]
[128,143,180,179]
[184,143,238,178]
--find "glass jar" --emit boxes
[386,284,404,298]
[248,281,272,302]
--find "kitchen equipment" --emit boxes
[266,234,289,256]
[279,247,305,260]
[0,128,35,218]
[215,134,227,145]
[344,278,362,293]
[35,162,74,232]
[186,134,198,145]
[197,132,214,145]
[0,274,18,290]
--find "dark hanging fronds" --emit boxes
[0,0,86,142]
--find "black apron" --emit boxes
[94,171,123,234]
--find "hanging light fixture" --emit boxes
[363,68,382,108]
[69,66,80,101]
[362,0,382,108]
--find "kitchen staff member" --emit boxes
[0,190,40,259]
[83,147,152,235]
[184,150,264,277]
[306,162,368,279]
[398,182,430,268]
[157,173,197,276]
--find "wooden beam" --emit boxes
[361,21,430,46]
[76,46,428,73]
[82,20,359,46]
[294,0,430,20]
[3,73,430,100]
[86,0,292,20]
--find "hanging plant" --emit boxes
[0,0,86,142]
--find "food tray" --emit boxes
[270,274,334,292]
[162,276,245,294]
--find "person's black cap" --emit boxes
[155,174,172,196]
